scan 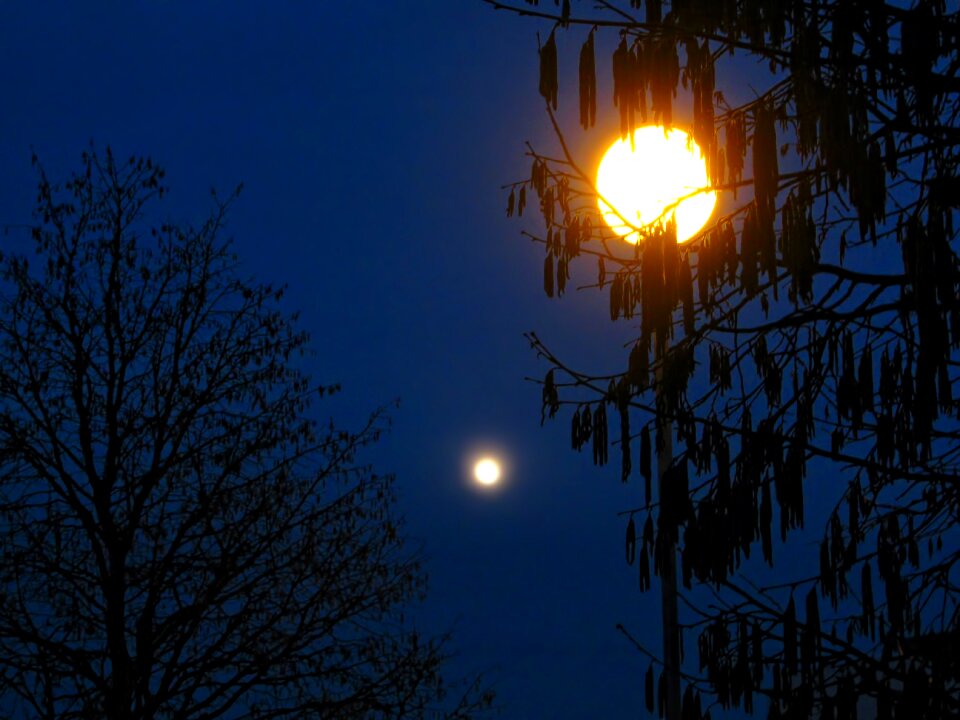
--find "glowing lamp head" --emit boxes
[596,126,717,244]
[473,458,501,486]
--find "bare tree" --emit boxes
[0,150,491,720]
[491,0,960,717]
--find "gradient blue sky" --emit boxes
[0,3,742,717]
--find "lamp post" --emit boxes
[656,332,681,720]
[595,126,716,720]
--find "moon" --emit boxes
[596,126,717,244]
[473,458,501,486]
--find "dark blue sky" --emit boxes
[0,4,715,717]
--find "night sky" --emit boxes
[0,4,729,717]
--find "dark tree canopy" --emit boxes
[491,0,960,717]
[0,150,490,720]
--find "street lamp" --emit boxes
[596,126,717,245]
[595,125,716,720]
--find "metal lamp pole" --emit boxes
[656,331,681,720]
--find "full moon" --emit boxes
[473,458,501,486]
[596,126,717,244]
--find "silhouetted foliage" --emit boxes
[0,150,491,719]
[492,0,960,717]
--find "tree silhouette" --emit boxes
[0,150,490,719]
[491,0,959,717]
